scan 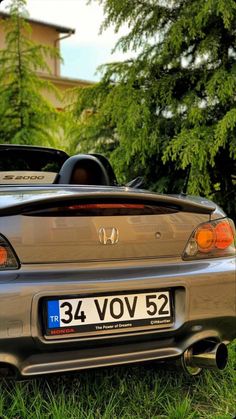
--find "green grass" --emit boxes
[0,341,235,419]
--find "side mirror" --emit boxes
[126,176,145,189]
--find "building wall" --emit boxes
[39,74,92,110]
[0,18,7,49]
[0,16,60,76]
[29,22,61,76]
[0,15,92,108]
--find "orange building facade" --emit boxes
[0,11,92,109]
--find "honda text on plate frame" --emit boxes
[46,290,173,336]
[0,144,235,378]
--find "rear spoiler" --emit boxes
[0,187,216,216]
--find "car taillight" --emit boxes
[183,218,236,260]
[0,235,20,270]
[68,203,145,210]
[215,221,234,249]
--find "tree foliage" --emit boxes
[0,0,60,145]
[72,0,236,218]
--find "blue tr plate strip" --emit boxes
[47,300,60,328]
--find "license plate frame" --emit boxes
[43,289,174,337]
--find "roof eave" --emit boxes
[0,11,75,34]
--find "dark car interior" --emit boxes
[0,144,68,173]
[0,145,117,186]
[56,154,115,186]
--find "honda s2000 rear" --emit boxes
[0,145,235,378]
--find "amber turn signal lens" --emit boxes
[195,224,216,251]
[183,218,235,260]
[215,221,234,249]
[0,246,8,265]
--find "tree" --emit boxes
[72,0,236,218]
[0,0,60,145]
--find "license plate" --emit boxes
[45,290,173,336]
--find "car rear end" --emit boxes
[0,187,235,377]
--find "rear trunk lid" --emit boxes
[0,186,214,263]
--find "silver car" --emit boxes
[0,144,235,378]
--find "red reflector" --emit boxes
[68,203,145,210]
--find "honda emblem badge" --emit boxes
[98,227,119,245]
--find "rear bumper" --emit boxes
[0,318,234,377]
[0,257,235,376]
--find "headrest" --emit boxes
[56,154,110,185]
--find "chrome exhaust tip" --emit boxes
[181,341,228,376]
